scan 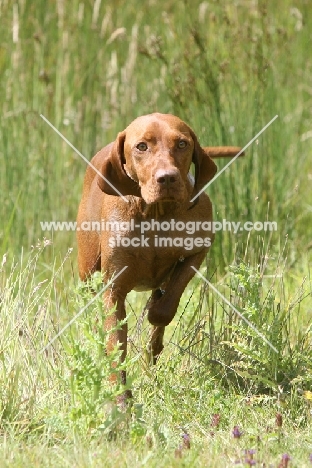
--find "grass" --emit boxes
[0,246,311,466]
[0,0,312,466]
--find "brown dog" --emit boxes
[77,113,241,401]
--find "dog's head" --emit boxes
[97,113,217,204]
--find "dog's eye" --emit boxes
[136,142,148,151]
[178,140,188,149]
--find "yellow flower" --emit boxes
[303,391,312,401]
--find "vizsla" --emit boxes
[77,113,241,402]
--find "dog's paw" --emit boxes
[146,293,176,327]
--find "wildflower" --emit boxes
[182,432,190,450]
[174,431,190,458]
[303,391,312,401]
[244,449,256,466]
[278,453,291,467]
[233,426,243,438]
[245,449,256,457]
[245,459,256,466]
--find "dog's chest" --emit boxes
[104,215,211,257]
[100,197,214,291]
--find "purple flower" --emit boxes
[232,426,243,438]
[278,453,291,467]
[244,449,256,466]
[182,432,191,449]
[245,449,256,456]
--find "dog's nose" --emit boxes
[155,169,178,187]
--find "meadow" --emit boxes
[0,0,311,466]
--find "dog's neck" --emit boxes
[126,197,193,219]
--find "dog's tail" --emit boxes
[204,146,244,158]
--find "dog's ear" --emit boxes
[97,131,141,197]
[191,131,217,196]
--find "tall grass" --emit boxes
[0,239,311,465]
[0,0,311,263]
[0,0,311,465]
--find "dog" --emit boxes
[77,113,241,402]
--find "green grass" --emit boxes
[0,0,312,465]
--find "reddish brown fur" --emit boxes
[77,113,241,403]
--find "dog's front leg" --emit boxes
[146,250,208,361]
[103,288,132,405]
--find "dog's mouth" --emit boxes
[140,183,189,206]
[142,199,181,217]
[147,195,182,205]
[154,196,175,202]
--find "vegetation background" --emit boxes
[0,0,311,466]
